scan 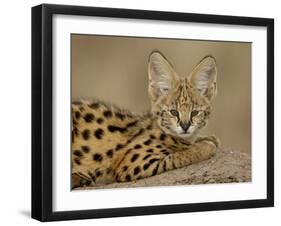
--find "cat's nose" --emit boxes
[180,121,191,132]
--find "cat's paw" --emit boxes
[195,135,220,148]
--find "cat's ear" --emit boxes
[189,56,217,101]
[148,51,179,102]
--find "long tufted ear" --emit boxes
[148,51,179,102]
[189,56,217,101]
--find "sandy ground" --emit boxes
[76,148,251,190]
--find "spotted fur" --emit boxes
[71,51,220,189]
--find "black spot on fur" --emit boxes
[93,153,103,162]
[74,158,81,165]
[150,134,156,139]
[143,163,150,170]
[149,158,159,164]
[90,175,96,182]
[143,154,151,160]
[123,166,128,171]
[106,168,112,174]
[156,145,162,148]
[96,170,103,177]
[134,166,141,175]
[163,161,167,171]
[126,121,138,128]
[106,149,114,158]
[89,102,99,109]
[134,144,142,149]
[171,137,178,144]
[161,149,170,155]
[73,150,83,157]
[144,139,152,146]
[126,148,132,154]
[75,111,81,119]
[160,133,166,141]
[108,125,127,133]
[84,113,95,122]
[82,129,90,140]
[146,149,154,153]
[73,128,79,136]
[125,175,131,182]
[152,163,159,176]
[94,128,104,139]
[96,118,104,124]
[81,146,90,153]
[72,119,78,125]
[115,112,125,120]
[103,110,112,118]
[131,154,139,162]
[127,129,144,144]
[115,144,124,151]
[146,125,152,130]
[87,172,95,182]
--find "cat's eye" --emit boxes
[170,109,179,117]
[191,110,199,117]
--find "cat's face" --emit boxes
[148,51,217,140]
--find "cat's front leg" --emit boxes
[195,135,221,148]
[115,136,219,182]
[158,136,219,172]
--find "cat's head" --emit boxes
[148,51,217,140]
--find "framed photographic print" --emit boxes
[31,4,274,221]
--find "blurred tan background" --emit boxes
[72,35,251,153]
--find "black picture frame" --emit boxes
[31,3,274,222]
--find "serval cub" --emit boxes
[72,51,219,189]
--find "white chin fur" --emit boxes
[178,133,193,139]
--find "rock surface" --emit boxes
[77,148,251,190]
